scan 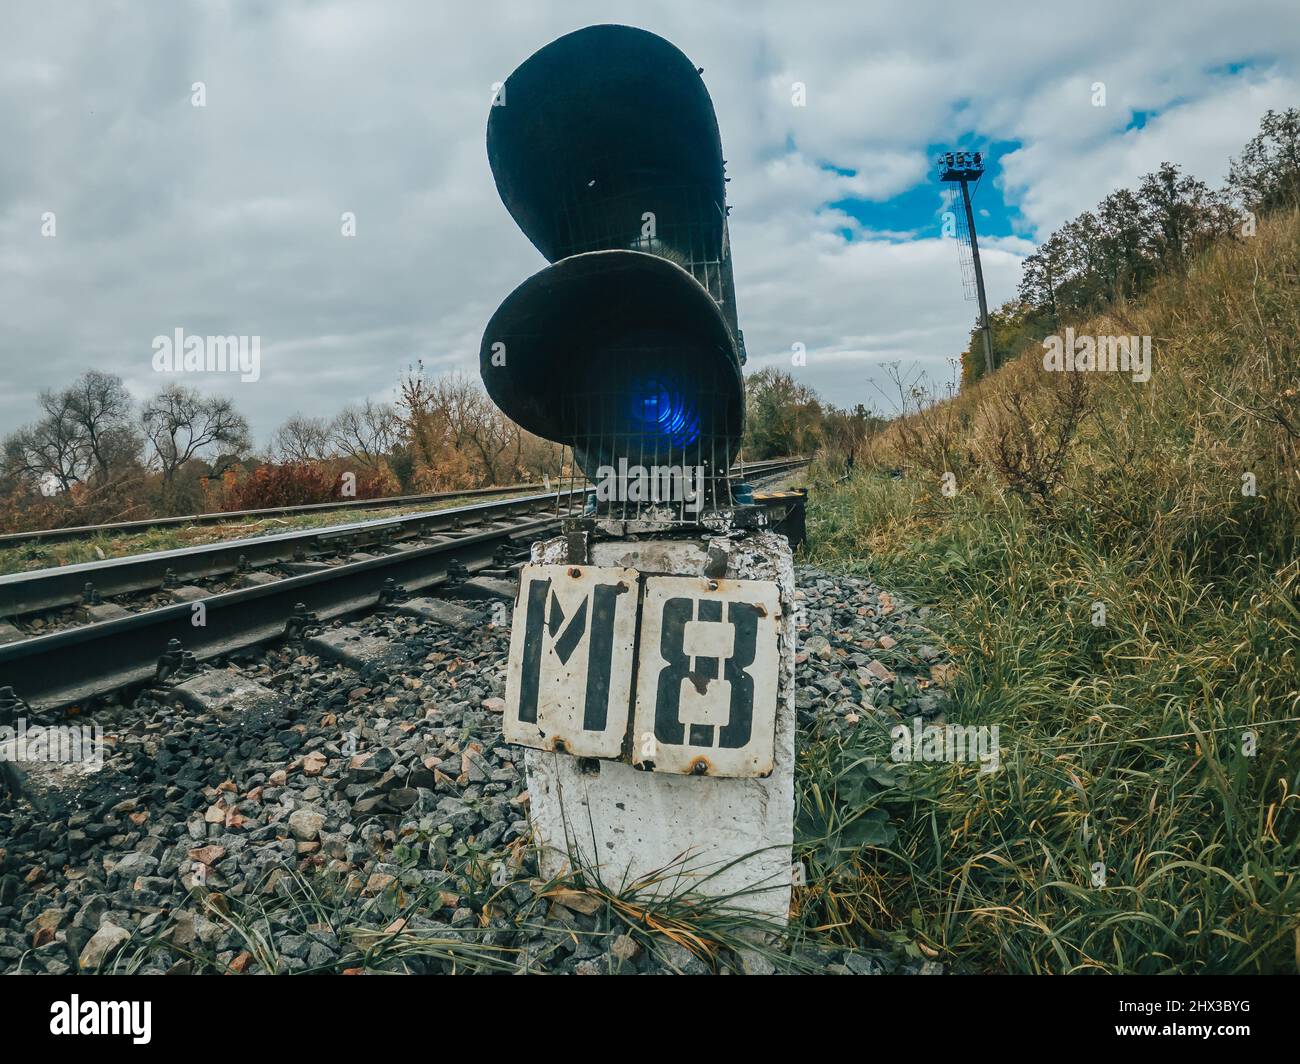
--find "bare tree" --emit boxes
[395,363,562,488]
[328,400,399,470]
[270,414,333,464]
[28,390,90,491]
[97,424,147,479]
[141,384,251,485]
[418,373,479,450]
[3,372,139,494]
[64,371,134,483]
[427,373,524,483]
[2,420,80,494]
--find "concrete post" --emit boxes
[520,528,796,923]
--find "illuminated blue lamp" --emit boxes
[629,379,701,448]
[480,251,743,466]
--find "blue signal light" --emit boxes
[629,378,700,448]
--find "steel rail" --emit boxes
[0,456,807,547]
[0,517,556,711]
[0,490,578,617]
[0,461,809,711]
[0,483,548,547]
[0,459,808,617]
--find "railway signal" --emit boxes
[480,23,747,498]
[482,25,798,922]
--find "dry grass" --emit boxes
[798,210,1300,973]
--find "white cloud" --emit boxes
[0,0,1296,438]
[1001,70,1300,232]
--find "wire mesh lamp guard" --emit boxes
[480,24,749,524]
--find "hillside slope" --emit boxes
[800,209,1300,973]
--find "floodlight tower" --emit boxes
[939,150,994,374]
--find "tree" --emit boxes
[1056,211,1105,311]
[1228,107,1300,213]
[742,367,825,458]
[398,363,472,489]
[141,384,251,486]
[999,151,1243,390]
[395,365,547,487]
[96,424,147,480]
[63,371,134,483]
[1017,232,1068,324]
[24,390,88,491]
[1137,162,1235,274]
[823,403,885,460]
[963,300,1052,387]
[3,372,140,494]
[2,420,78,494]
[328,400,399,471]
[1095,187,1150,301]
[270,414,333,464]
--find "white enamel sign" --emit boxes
[631,575,782,777]
[502,564,639,758]
[504,564,782,777]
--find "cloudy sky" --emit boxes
[2,0,1296,446]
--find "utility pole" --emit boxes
[940,151,995,374]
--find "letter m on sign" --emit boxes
[503,565,639,757]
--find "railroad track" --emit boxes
[0,482,552,548]
[0,459,809,717]
[0,457,807,623]
[0,456,809,548]
[0,490,578,624]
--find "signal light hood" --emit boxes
[480,250,743,451]
[480,24,746,472]
[487,24,727,264]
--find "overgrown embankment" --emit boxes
[797,209,1300,973]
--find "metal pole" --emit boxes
[960,177,995,373]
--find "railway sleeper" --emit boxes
[305,627,414,671]
[0,745,104,817]
[395,598,487,627]
[168,669,283,722]
[78,602,131,624]
[453,576,517,602]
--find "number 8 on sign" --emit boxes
[632,575,781,777]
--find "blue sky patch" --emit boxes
[824,137,1028,241]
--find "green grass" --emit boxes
[790,210,1300,973]
[796,473,1298,972]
